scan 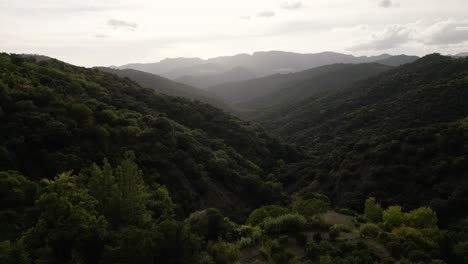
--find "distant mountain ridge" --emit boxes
[455,52,468,57]
[95,67,226,108]
[117,51,418,88]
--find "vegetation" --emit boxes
[96,67,226,108]
[265,54,468,227]
[0,53,300,220]
[1,53,467,263]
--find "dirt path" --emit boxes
[321,210,354,226]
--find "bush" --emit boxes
[246,205,290,226]
[292,198,329,219]
[262,214,306,234]
[329,226,341,241]
[186,208,233,241]
[238,237,253,249]
[207,241,239,264]
[364,197,383,223]
[360,223,380,238]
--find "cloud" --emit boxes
[379,0,399,8]
[281,1,304,10]
[379,0,393,8]
[349,24,413,51]
[421,19,468,45]
[107,19,137,31]
[349,19,468,52]
[257,11,275,18]
[239,16,251,20]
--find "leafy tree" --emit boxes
[405,207,438,228]
[0,171,37,240]
[23,172,107,264]
[364,197,383,223]
[383,205,405,229]
[453,241,468,263]
[0,240,30,264]
[292,198,329,219]
[186,208,233,241]
[360,223,381,238]
[206,241,239,264]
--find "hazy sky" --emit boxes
[1,0,467,66]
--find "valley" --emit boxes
[0,52,467,263]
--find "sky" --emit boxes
[1,0,467,67]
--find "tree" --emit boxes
[364,197,383,223]
[84,153,152,228]
[454,241,468,263]
[0,171,36,240]
[292,198,329,220]
[186,208,233,241]
[383,205,405,229]
[405,207,437,228]
[23,172,107,264]
[85,159,118,225]
[114,151,152,227]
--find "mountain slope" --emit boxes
[174,66,257,89]
[235,63,392,115]
[374,54,419,66]
[207,63,358,103]
[0,53,299,219]
[260,54,468,224]
[95,67,226,108]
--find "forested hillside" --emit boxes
[96,67,225,108]
[258,54,468,227]
[235,63,392,116]
[1,53,467,264]
[0,53,300,220]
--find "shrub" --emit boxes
[238,237,253,249]
[292,198,329,219]
[360,223,380,238]
[364,197,383,223]
[262,214,306,234]
[207,241,239,264]
[246,205,290,226]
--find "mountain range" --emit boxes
[116,51,419,88]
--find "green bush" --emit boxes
[262,214,306,234]
[360,223,381,238]
[292,198,329,219]
[246,205,290,226]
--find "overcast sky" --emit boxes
[1,0,467,66]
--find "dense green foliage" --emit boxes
[263,55,468,227]
[1,52,467,263]
[0,53,301,220]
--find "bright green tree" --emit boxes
[383,205,405,229]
